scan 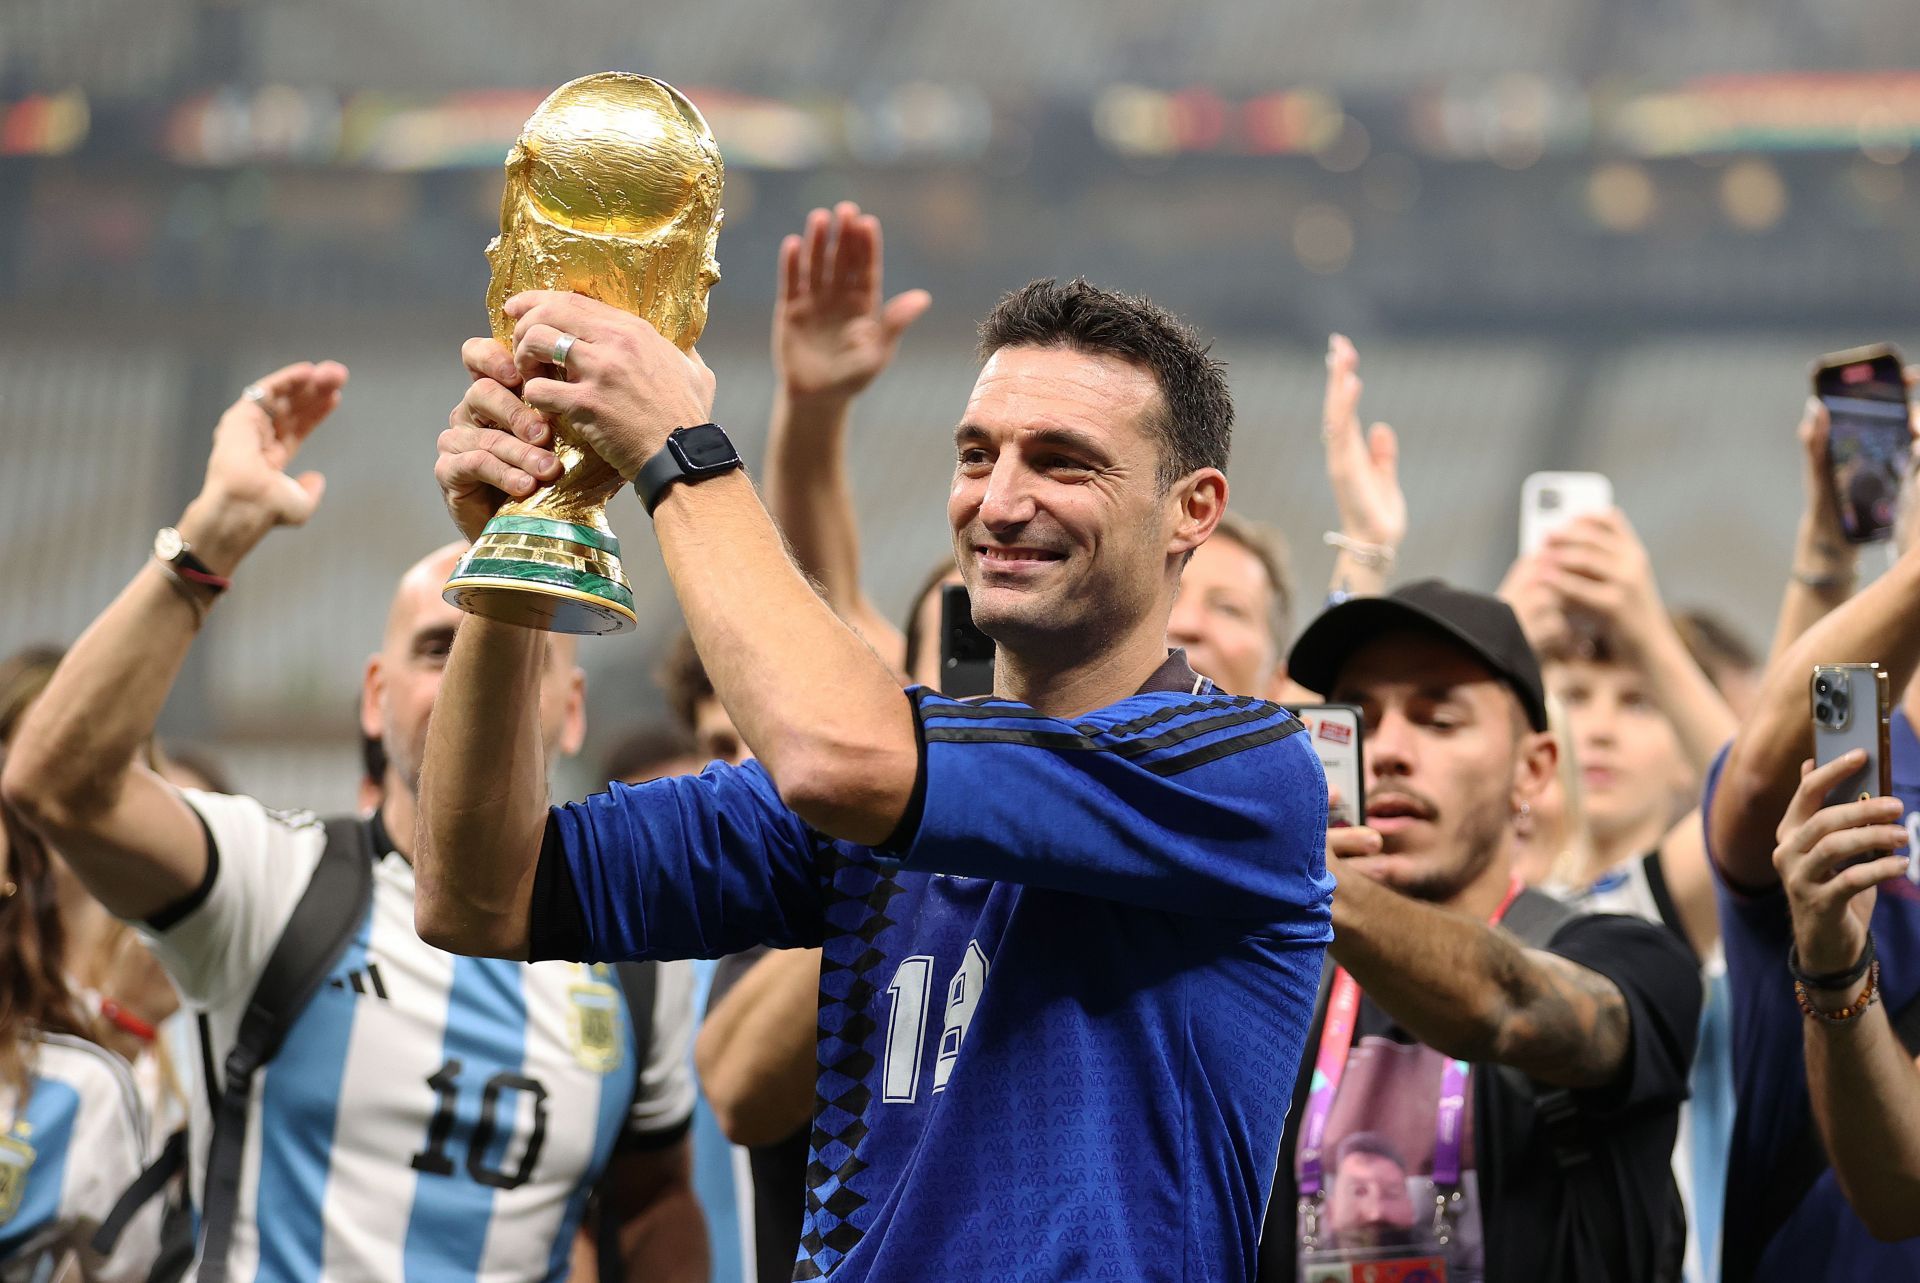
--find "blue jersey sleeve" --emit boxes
[532,759,826,962]
[897,689,1333,929]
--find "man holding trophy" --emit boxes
[416,70,1335,1283]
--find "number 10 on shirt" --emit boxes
[882,942,989,1104]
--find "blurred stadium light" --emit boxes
[0,0,1915,808]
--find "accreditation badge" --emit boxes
[0,1133,34,1225]
[1301,1250,1447,1283]
[569,967,624,1074]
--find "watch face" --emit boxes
[673,425,740,472]
[154,528,185,561]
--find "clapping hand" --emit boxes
[775,202,930,405]
[1322,334,1406,553]
[201,361,348,531]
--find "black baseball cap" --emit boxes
[1286,579,1549,732]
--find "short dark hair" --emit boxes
[1333,1131,1408,1174]
[1535,616,1614,668]
[977,278,1233,489]
[600,722,697,786]
[654,630,715,736]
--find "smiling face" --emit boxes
[950,345,1219,656]
[1330,629,1555,903]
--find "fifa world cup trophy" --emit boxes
[443,73,723,634]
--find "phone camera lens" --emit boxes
[1815,701,1835,724]
[1815,677,1833,696]
[1539,490,1561,511]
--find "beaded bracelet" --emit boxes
[1795,960,1881,1024]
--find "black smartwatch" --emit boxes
[636,423,743,515]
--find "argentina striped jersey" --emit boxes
[138,791,695,1283]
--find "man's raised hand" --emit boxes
[503,290,716,482]
[775,202,930,404]
[1322,334,1406,552]
[435,357,563,542]
[201,361,348,532]
[1774,752,1911,977]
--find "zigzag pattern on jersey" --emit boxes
[917,692,1304,777]
[793,841,907,1280]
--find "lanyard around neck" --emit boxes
[1298,875,1525,1196]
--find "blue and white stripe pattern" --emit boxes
[141,791,695,1283]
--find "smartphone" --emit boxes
[1813,344,1911,544]
[1811,664,1892,812]
[939,583,995,698]
[1520,471,1614,556]
[1293,704,1365,827]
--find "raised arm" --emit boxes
[1769,398,1867,662]
[1711,537,1920,888]
[2,363,346,921]
[1538,509,1737,775]
[1775,751,1920,1240]
[762,203,930,671]
[1326,836,1637,1089]
[1320,334,1405,600]
[425,298,917,890]
[414,342,569,957]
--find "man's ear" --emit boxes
[360,654,385,744]
[1514,727,1558,813]
[1169,468,1228,558]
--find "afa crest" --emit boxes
[568,967,624,1074]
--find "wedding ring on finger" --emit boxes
[243,384,276,420]
[550,332,578,375]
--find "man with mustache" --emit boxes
[1262,580,1702,1283]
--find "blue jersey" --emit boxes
[532,660,1334,1282]
[1705,715,1920,1281]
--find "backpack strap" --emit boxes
[90,1127,187,1256]
[195,815,375,1283]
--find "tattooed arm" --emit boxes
[1328,857,1630,1090]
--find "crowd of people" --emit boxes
[0,198,1914,1283]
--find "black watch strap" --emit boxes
[636,423,743,515]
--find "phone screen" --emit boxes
[1816,351,1910,544]
[1293,704,1365,827]
[939,583,995,698]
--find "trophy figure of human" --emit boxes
[443,73,724,634]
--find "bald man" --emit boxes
[5,364,704,1283]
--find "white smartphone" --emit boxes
[1520,471,1614,556]
[1293,704,1364,827]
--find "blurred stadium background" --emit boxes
[2,0,1917,809]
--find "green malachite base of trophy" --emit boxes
[442,514,637,636]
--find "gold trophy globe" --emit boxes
[443,73,724,634]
